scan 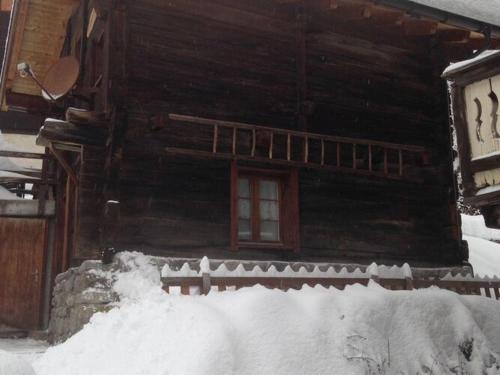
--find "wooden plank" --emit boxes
[0,217,47,330]
[49,144,78,185]
[213,124,218,153]
[164,147,412,180]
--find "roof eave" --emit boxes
[378,0,500,38]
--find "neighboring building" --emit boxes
[443,51,500,229]
[1,0,500,330]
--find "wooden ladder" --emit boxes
[165,114,428,180]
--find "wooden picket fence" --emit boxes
[161,273,500,300]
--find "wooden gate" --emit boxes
[0,217,48,330]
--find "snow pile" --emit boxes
[0,350,36,375]
[461,215,500,278]
[33,257,500,375]
[466,236,500,278]
[462,214,500,242]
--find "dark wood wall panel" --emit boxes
[72,0,460,266]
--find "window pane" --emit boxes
[260,180,278,200]
[260,201,278,220]
[238,219,251,240]
[260,220,279,241]
[238,199,251,219]
[238,178,250,198]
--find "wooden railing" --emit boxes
[165,114,428,180]
[161,274,500,300]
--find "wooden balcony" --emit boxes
[164,114,428,180]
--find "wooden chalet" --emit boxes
[1,0,500,330]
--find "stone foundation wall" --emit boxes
[48,261,118,343]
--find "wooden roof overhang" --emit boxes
[277,0,500,55]
[1,0,500,115]
[0,0,79,112]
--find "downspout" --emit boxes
[0,0,20,111]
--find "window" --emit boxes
[238,177,281,242]
[231,163,299,251]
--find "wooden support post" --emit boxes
[202,272,211,295]
[213,124,218,154]
[49,144,78,185]
[61,177,73,271]
[37,148,49,215]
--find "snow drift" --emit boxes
[33,254,500,375]
[0,350,36,375]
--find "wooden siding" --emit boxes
[65,0,461,266]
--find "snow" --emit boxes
[409,0,500,29]
[443,50,500,77]
[0,185,21,200]
[0,350,36,375]
[477,185,500,196]
[466,236,500,279]
[29,254,500,375]
[462,214,500,242]
[462,214,500,278]
[163,257,414,279]
[0,130,27,153]
[0,171,36,180]
[0,339,48,364]
[32,283,500,375]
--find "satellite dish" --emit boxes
[42,56,80,101]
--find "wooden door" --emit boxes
[0,218,47,330]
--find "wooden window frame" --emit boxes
[230,162,299,252]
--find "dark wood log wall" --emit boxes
[72,0,462,266]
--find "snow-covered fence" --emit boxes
[161,258,500,299]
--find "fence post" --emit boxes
[402,263,414,290]
[200,256,211,295]
[367,263,379,284]
[202,273,211,295]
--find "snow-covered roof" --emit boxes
[442,50,500,78]
[407,0,500,28]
